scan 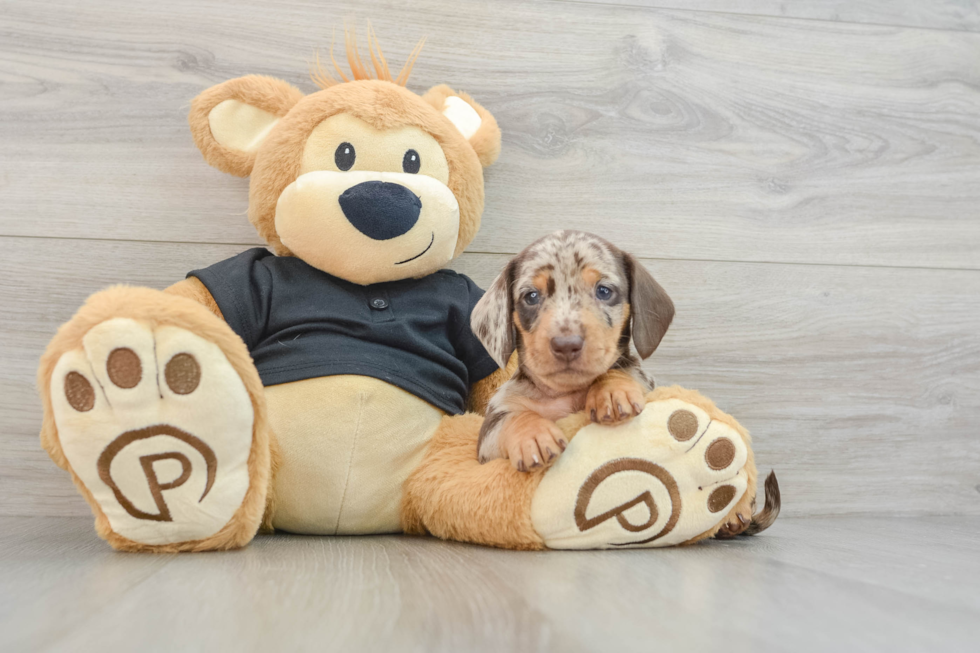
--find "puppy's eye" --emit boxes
[523,291,541,306]
[335,142,356,171]
[402,149,421,174]
[595,285,614,301]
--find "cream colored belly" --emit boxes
[264,375,444,535]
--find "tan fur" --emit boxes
[511,303,624,393]
[578,301,629,381]
[581,266,601,287]
[243,80,490,259]
[497,410,567,472]
[164,277,225,319]
[37,286,275,551]
[585,369,647,425]
[310,26,424,89]
[514,308,569,390]
[188,75,305,177]
[532,269,551,293]
[401,414,546,550]
[421,84,501,167]
[467,352,518,415]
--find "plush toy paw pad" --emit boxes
[530,398,748,549]
[50,318,254,545]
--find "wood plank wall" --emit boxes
[2,0,978,518]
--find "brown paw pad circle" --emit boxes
[107,347,142,388]
[707,485,737,513]
[705,438,736,470]
[667,409,698,441]
[165,353,201,395]
[64,372,95,412]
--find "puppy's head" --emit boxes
[472,231,674,393]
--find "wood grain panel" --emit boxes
[559,0,980,33]
[2,516,978,651]
[2,0,979,268]
[0,517,175,652]
[3,236,978,519]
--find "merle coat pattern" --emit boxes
[470,231,675,471]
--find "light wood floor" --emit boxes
[2,0,979,649]
[1,515,978,652]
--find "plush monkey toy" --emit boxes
[38,33,771,552]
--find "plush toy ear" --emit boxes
[422,85,501,167]
[625,254,675,359]
[471,261,516,369]
[189,75,305,177]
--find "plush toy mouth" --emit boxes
[395,232,434,265]
[275,169,460,284]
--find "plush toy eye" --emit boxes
[595,285,614,301]
[523,291,541,306]
[335,142,356,171]
[402,149,421,174]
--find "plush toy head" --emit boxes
[188,33,501,285]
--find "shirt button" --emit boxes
[370,298,389,310]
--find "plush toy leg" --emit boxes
[401,413,548,550]
[38,287,273,552]
[402,386,757,550]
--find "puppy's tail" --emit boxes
[742,471,781,536]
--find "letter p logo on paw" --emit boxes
[531,398,749,549]
[49,318,255,546]
[97,425,217,523]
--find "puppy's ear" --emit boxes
[471,261,516,368]
[625,254,674,359]
[422,85,501,167]
[189,75,305,177]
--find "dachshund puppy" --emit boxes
[471,231,674,471]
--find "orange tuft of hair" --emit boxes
[310,23,425,89]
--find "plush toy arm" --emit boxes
[466,353,518,415]
[164,277,225,320]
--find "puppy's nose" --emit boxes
[550,335,584,361]
[339,181,422,240]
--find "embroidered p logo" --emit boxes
[97,425,218,522]
[573,458,682,546]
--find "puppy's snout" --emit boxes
[550,335,584,362]
[339,181,421,240]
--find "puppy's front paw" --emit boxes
[586,371,647,425]
[499,412,566,473]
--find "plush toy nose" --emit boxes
[338,181,422,240]
[550,335,584,362]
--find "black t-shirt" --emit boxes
[188,248,498,415]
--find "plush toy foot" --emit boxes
[402,386,761,550]
[532,391,752,548]
[39,288,271,552]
